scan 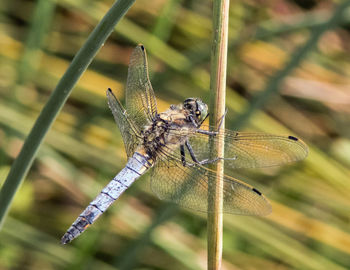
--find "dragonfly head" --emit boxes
[183,98,208,125]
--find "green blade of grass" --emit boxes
[0,0,136,228]
[16,0,56,86]
[1,217,118,269]
[231,0,350,130]
[116,203,178,270]
[254,8,350,40]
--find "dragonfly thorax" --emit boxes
[141,104,198,160]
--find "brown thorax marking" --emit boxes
[139,105,193,160]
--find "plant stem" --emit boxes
[208,0,229,269]
[0,0,136,228]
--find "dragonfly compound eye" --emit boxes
[195,99,208,123]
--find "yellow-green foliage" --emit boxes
[1,0,350,269]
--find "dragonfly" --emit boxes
[61,44,308,244]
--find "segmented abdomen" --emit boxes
[61,152,151,244]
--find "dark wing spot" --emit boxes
[252,188,262,196]
[288,135,298,141]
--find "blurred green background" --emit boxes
[1,0,350,269]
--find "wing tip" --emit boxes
[138,44,145,51]
[106,88,118,100]
[286,134,309,160]
[261,202,272,216]
[106,88,112,97]
[252,188,272,216]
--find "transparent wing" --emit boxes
[106,89,142,157]
[125,44,158,130]
[151,145,272,215]
[181,127,308,169]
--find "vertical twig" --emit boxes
[208,0,229,269]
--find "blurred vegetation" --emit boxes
[1,0,350,269]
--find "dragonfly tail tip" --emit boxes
[60,233,73,245]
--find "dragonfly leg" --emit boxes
[196,129,218,136]
[185,140,236,165]
[180,144,200,167]
[180,143,202,167]
[217,108,228,130]
[180,145,187,166]
[188,115,200,128]
[185,140,200,163]
[196,109,227,134]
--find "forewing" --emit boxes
[151,146,271,215]
[125,45,157,129]
[106,89,142,157]
[183,127,308,169]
